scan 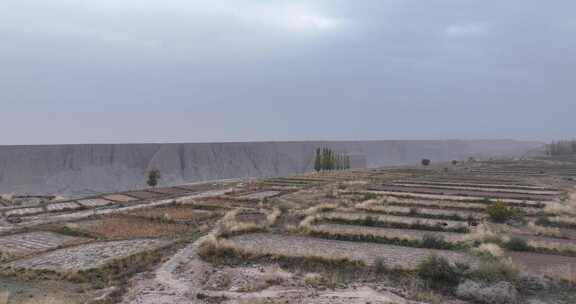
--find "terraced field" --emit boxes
[228,233,476,269]
[355,203,480,220]
[309,223,468,243]
[0,232,88,260]
[0,160,575,303]
[4,239,169,274]
[369,184,557,201]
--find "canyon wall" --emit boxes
[0,140,541,195]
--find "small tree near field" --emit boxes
[147,169,161,187]
[421,159,431,166]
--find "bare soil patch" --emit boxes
[75,216,191,239]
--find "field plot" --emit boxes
[375,197,488,212]
[370,184,557,201]
[0,231,88,260]
[356,203,480,221]
[396,180,558,192]
[309,223,467,243]
[236,191,281,200]
[4,239,169,274]
[129,206,217,222]
[77,198,114,208]
[228,233,476,269]
[4,207,44,217]
[72,216,191,239]
[259,176,331,189]
[366,190,546,207]
[389,182,560,196]
[102,194,137,203]
[320,211,469,232]
[46,201,83,212]
[147,187,192,195]
[123,191,166,200]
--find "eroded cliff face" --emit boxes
[0,140,541,195]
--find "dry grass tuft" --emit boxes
[464,223,507,244]
[198,235,247,259]
[473,243,504,258]
[216,207,283,237]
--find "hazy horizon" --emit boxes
[2,1,575,144]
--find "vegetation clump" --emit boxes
[314,147,351,171]
[146,169,161,187]
[486,201,521,223]
[504,237,530,251]
[416,255,463,289]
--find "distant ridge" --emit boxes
[0,140,542,195]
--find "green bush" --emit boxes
[505,237,530,251]
[417,255,462,288]
[486,201,519,223]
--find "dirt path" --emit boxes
[122,234,213,304]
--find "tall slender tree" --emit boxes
[314,148,322,172]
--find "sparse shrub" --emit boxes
[374,257,386,273]
[409,207,420,216]
[473,243,504,259]
[416,255,462,288]
[421,234,449,249]
[467,258,520,283]
[421,159,431,166]
[362,192,379,201]
[486,201,519,223]
[505,237,530,251]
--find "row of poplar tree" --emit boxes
[314,148,351,171]
[545,140,576,156]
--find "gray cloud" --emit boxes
[1,0,575,144]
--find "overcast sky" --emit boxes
[1,0,575,144]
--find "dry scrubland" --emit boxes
[1,161,576,303]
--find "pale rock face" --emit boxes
[0,140,541,195]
